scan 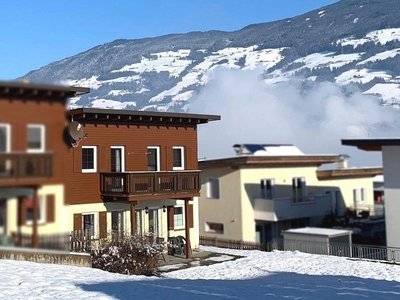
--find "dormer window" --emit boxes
[27,124,45,153]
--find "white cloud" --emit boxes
[190,67,400,166]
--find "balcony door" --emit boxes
[0,124,10,176]
[147,146,160,171]
[110,147,125,192]
[111,146,125,172]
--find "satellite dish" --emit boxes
[69,121,84,141]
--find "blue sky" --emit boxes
[0,0,337,80]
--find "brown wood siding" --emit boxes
[167,205,174,230]
[188,204,194,229]
[99,211,107,238]
[0,97,69,189]
[46,194,55,223]
[66,124,199,205]
[18,197,26,226]
[73,213,82,230]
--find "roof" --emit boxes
[233,144,304,156]
[284,227,352,237]
[68,107,221,125]
[342,138,400,151]
[0,80,89,98]
[199,155,340,169]
[317,167,383,180]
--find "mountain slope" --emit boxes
[21,0,400,111]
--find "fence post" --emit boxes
[240,240,243,250]
[214,236,218,247]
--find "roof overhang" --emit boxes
[0,80,90,99]
[68,108,221,125]
[199,155,340,169]
[317,167,383,180]
[342,138,400,151]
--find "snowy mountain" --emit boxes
[21,0,400,112]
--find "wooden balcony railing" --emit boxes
[100,171,201,196]
[0,152,53,180]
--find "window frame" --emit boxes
[353,187,367,204]
[206,178,220,199]
[205,222,224,234]
[173,205,185,230]
[82,212,97,239]
[0,123,11,153]
[110,146,125,172]
[147,146,160,172]
[27,124,45,153]
[260,178,275,199]
[172,146,185,170]
[26,195,45,225]
[292,177,306,202]
[82,146,97,173]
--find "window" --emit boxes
[174,206,184,229]
[147,146,160,171]
[261,179,275,199]
[207,178,220,199]
[353,188,367,204]
[83,213,96,238]
[26,195,45,225]
[292,177,306,203]
[172,146,184,170]
[27,124,45,152]
[205,222,224,234]
[82,146,97,173]
[111,146,125,172]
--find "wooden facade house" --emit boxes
[0,80,89,247]
[0,81,220,258]
[66,108,220,257]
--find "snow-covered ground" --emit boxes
[2,246,400,299]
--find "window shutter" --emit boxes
[99,211,107,238]
[46,194,55,223]
[186,147,192,170]
[18,197,27,226]
[73,213,82,231]
[188,204,194,228]
[167,206,174,230]
[73,147,82,173]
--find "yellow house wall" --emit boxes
[68,198,199,250]
[199,168,242,240]
[6,184,66,235]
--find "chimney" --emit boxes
[233,144,243,156]
[337,154,350,169]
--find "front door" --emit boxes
[0,199,6,235]
[111,211,124,238]
[148,209,159,237]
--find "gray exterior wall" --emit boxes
[382,146,400,248]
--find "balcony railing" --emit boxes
[100,171,200,196]
[0,152,53,180]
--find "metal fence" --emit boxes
[199,236,400,263]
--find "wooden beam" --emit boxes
[130,202,136,235]
[32,187,39,248]
[184,198,191,258]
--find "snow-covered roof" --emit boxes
[284,227,352,237]
[233,144,304,156]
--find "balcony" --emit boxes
[0,153,53,186]
[100,171,201,200]
[252,195,332,222]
